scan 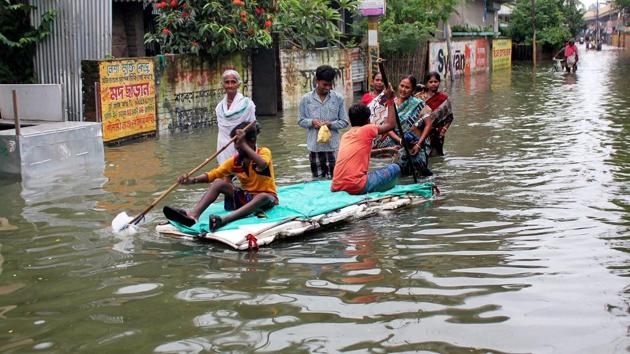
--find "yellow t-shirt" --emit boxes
[206,147,277,198]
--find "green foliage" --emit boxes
[561,0,586,37]
[145,0,274,56]
[275,0,359,49]
[0,0,56,83]
[509,0,584,47]
[379,0,459,55]
[614,0,630,10]
[145,0,358,54]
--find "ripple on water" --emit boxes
[114,283,162,295]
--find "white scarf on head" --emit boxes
[215,92,256,164]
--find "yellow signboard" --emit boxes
[492,39,512,71]
[99,59,156,142]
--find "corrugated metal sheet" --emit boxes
[31,0,112,121]
[351,48,366,83]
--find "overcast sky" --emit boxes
[581,0,607,9]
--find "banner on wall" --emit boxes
[428,39,490,78]
[428,41,449,78]
[99,59,156,142]
[492,39,512,71]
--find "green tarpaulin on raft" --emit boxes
[170,180,434,234]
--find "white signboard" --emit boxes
[359,0,385,16]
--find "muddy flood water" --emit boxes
[0,46,629,353]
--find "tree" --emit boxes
[614,0,630,10]
[561,0,586,38]
[0,0,56,83]
[145,0,359,55]
[274,0,359,49]
[509,0,572,48]
[145,0,275,56]
[378,0,459,55]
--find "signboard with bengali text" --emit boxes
[99,59,156,142]
[492,39,512,71]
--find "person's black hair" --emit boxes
[372,72,382,80]
[424,71,441,84]
[230,121,261,141]
[315,65,336,82]
[400,75,417,89]
[348,103,371,127]
[416,83,428,92]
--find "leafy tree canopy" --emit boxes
[0,0,56,83]
[145,0,358,55]
[509,0,584,47]
[614,0,630,10]
[379,0,459,54]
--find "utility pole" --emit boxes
[360,0,385,87]
[532,0,537,67]
[595,0,604,50]
[445,20,454,82]
[367,16,379,88]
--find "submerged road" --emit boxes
[0,46,628,352]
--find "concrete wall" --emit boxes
[449,0,493,30]
[0,84,64,122]
[83,53,251,139]
[154,53,251,134]
[279,48,354,109]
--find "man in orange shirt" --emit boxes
[331,86,401,194]
[163,121,278,232]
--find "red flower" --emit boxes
[240,10,247,17]
[170,0,177,8]
[162,28,171,34]
[264,19,272,28]
[182,11,189,17]
[255,7,264,15]
[182,2,187,8]
[157,1,167,9]
[232,0,244,6]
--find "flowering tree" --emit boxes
[145,0,275,56]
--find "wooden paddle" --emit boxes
[112,120,257,232]
[377,59,419,183]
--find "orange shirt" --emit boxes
[331,124,378,194]
[206,147,277,198]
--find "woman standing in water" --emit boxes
[422,71,454,157]
[372,75,433,177]
[215,70,256,164]
[361,73,385,105]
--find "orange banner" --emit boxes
[99,59,156,142]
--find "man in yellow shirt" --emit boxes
[163,122,278,232]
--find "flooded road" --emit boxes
[0,46,629,353]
